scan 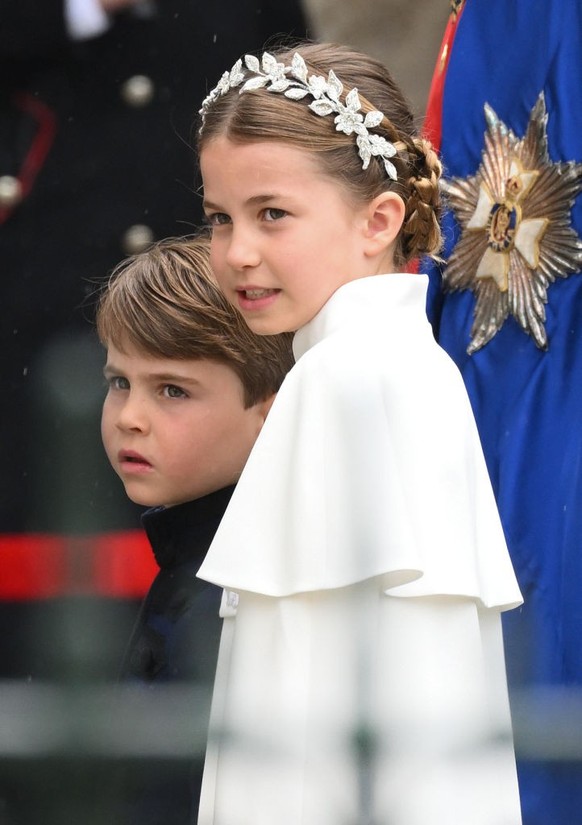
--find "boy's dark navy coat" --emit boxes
[116,485,234,824]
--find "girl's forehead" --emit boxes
[202,136,318,165]
[200,137,323,187]
[200,136,358,212]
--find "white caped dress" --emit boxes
[197,274,523,825]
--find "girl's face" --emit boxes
[200,137,387,334]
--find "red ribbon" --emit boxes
[0,530,157,600]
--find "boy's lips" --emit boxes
[118,449,153,472]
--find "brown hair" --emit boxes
[96,234,294,407]
[197,41,442,269]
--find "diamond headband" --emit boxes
[199,52,398,181]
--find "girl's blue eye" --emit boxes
[206,212,231,226]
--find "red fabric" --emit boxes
[0,92,57,225]
[0,530,157,600]
[423,2,467,151]
[408,4,467,276]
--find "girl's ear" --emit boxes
[362,192,406,257]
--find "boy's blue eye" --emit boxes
[164,385,187,399]
[109,376,129,390]
[263,208,287,221]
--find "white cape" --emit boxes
[199,273,521,608]
[197,274,523,825]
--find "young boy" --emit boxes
[96,234,294,824]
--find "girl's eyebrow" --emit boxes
[203,193,283,211]
[202,198,222,212]
[247,194,279,205]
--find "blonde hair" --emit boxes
[96,235,294,407]
[197,41,443,269]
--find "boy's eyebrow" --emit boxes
[147,372,203,385]
[103,363,202,385]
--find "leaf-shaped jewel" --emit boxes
[216,72,230,94]
[327,70,343,101]
[367,134,396,157]
[357,135,372,169]
[335,109,363,135]
[242,76,269,91]
[307,75,328,99]
[262,53,278,73]
[364,110,384,129]
[229,60,244,86]
[291,53,308,83]
[244,54,260,74]
[285,87,309,100]
[384,159,397,180]
[269,80,290,93]
[345,88,361,113]
[310,99,336,117]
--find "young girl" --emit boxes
[195,41,523,825]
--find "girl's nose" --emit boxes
[225,227,261,270]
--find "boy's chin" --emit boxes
[121,485,162,509]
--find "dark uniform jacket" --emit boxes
[0,0,307,536]
[0,0,306,678]
[114,485,233,824]
[0,6,306,816]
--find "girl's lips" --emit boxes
[236,287,280,311]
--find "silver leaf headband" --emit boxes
[199,52,398,181]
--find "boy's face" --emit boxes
[101,343,271,507]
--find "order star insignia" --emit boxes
[442,93,582,353]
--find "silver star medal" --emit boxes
[442,93,582,353]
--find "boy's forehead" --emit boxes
[104,345,242,382]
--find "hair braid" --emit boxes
[399,137,443,263]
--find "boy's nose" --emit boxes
[116,395,150,433]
